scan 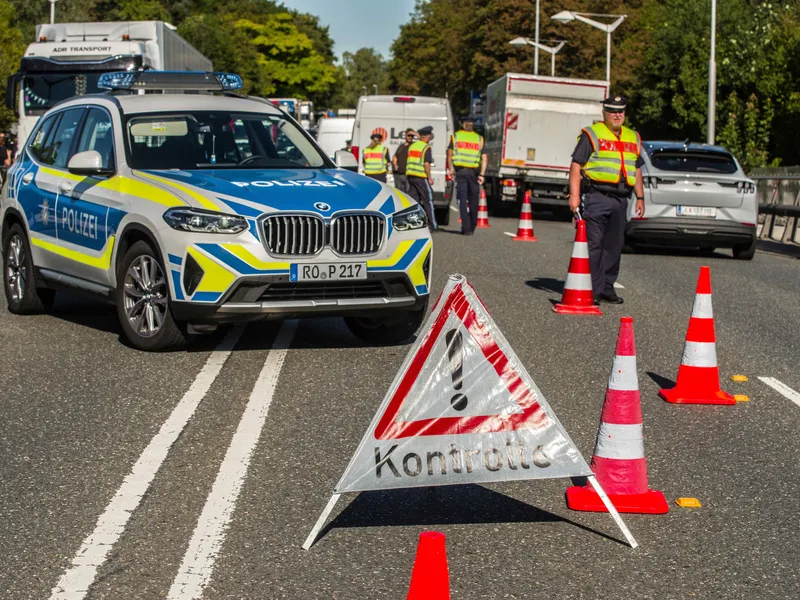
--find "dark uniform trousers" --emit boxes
[394,174,409,193]
[583,189,629,297]
[455,168,479,233]
[366,173,387,183]
[407,176,438,231]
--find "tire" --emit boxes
[732,237,756,260]
[435,206,450,227]
[622,237,637,254]
[344,300,429,345]
[3,224,55,314]
[115,240,188,351]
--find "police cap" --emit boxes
[601,95,628,113]
[460,114,476,123]
[417,125,434,136]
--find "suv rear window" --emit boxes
[648,150,738,174]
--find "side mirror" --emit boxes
[67,150,114,176]
[5,74,21,116]
[334,149,358,171]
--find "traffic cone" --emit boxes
[407,532,450,600]
[476,188,491,228]
[553,219,602,315]
[512,190,537,241]
[567,317,669,514]
[659,266,735,405]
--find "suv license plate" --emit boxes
[677,206,716,217]
[290,263,367,282]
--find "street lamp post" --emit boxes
[551,11,626,84]
[707,0,717,144]
[49,0,58,24]
[373,84,378,95]
[534,0,541,76]
[509,37,567,77]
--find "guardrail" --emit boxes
[750,174,800,245]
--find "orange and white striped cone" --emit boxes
[553,219,602,315]
[567,317,669,514]
[659,266,735,405]
[476,187,491,228]
[512,190,537,241]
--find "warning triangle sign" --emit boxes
[335,274,593,494]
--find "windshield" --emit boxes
[648,150,738,174]
[23,73,106,116]
[126,111,328,170]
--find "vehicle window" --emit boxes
[22,73,106,116]
[39,108,85,168]
[28,113,59,162]
[126,111,328,170]
[76,108,115,170]
[648,151,738,174]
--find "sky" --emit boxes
[282,0,417,61]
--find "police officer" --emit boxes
[447,115,487,235]
[392,128,416,193]
[362,132,390,182]
[569,95,645,304]
[405,125,438,232]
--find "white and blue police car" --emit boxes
[1,72,432,350]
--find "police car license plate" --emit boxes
[677,206,716,217]
[290,263,367,282]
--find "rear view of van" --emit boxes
[352,95,455,225]
[316,117,355,159]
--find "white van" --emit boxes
[352,95,455,225]
[315,116,354,159]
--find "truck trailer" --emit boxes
[5,21,213,150]
[483,74,608,216]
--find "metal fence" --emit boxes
[750,167,800,245]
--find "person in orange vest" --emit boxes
[568,95,645,305]
[447,115,487,235]
[362,132,391,182]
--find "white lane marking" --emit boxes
[49,326,245,600]
[504,231,516,237]
[614,282,625,289]
[758,377,800,408]
[449,205,459,213]
[167,320,298,600]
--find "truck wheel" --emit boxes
[344,301,428,345]
[3,224,55,314]
[732,237,756,260]
[116,240,189,351]
[435,206,450,227]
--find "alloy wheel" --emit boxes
[124,255,168,338]
[6,234,26,303]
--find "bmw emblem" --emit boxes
[314,202,331,212]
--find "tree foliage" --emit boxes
[0,0,25,129]
[331,48,389,109]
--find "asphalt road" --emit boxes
[1,215,799,599]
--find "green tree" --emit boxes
[331,48,389,109]
[0,0,25,130]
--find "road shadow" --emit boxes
[317,484,624,547]
[646,371,675,389]
[526,278,565,295]
[47,295,119,335]
[629,245,732,260]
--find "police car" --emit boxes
[1,72,432,350]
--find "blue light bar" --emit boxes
[98,71,244,92]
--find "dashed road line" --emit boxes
[49,326,246,600]
[449,205,459,213]
[758,377,800,408]
[167,320,298,600]
[504,231,516,237]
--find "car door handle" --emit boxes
[59,181,73,195]
[22,172,33,184]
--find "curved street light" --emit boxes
[509,37,567,77]
[551,11,626,83]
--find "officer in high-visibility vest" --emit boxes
[447,115,487,235]
[405,125,438,232]
[569,95,645,304]
[362,132,390,182]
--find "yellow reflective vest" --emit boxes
[363,144,388,175]
[451,130,483,168]
[581,123,641,187]
[406,141,430,178]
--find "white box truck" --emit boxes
[351,95,455,225]
[484,74,608,215]
[5,21,213,150]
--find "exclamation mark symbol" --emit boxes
[446,329,468,411]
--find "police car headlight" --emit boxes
[163,208,248,234]
[393,205,428,231]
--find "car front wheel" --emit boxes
[116,240,188,351]
[344,301,429,345]
[3,224,55,314]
